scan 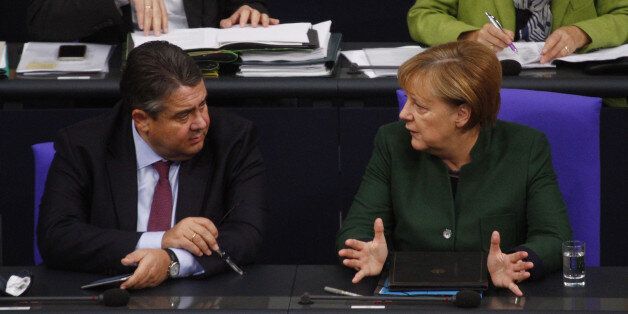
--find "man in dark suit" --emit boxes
[38,41,266,289]
[27,0,279,43]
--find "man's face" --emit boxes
[133,81,210,161]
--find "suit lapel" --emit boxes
[551,0,570,32]
[182,0,200,28]
[493,0,516,31]
[105,106,138,231]
[176,145,213,222]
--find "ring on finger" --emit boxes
[564,46,570,53]
[191,232,197,240]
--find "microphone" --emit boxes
[500,59,522,76]
[299,289,481,308]
[0,288,130,307]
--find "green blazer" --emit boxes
[336,121,572,274]
[407,0,628,52]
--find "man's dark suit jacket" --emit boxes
[38,103,267,276]
[27,0,269,43]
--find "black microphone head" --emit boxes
[100,288,130,307]
[500,59,522,76]
[453,290,481,308]
[298,292,314,305]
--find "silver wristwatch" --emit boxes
[164,248,180,278]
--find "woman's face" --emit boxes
[398,84,463,153]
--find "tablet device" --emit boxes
[81,274,131,289]
[387,251,487,291]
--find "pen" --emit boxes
[484,11,518,54]
[214,201,245,276]
[57,76,91,80]
[324,286,362,297]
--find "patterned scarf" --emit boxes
[513,0,552,41]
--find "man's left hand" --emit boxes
[120,249,170,289]
[487,231,534,297]
[219,5,280,28]
[540,26,591,63]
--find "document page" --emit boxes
[132,28,218,51]
[363,46,425,67]
[0,41,6,70]
[240,21,331,62]
[16,42,111,75]
[496,42,550,68]
[132,22,312,50]
[217,23,311,46]
[558,43,628,63]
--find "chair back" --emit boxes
[397,88,602,266]
[32,142,56,265]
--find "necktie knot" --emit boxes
[153,160,171,179]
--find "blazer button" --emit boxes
[442,228,452,239]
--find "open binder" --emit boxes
[130,22,320,52]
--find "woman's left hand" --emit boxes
[219,5,280,28]
[487,231,534,296]
[540,26,591,63]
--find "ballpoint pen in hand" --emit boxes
[214,201,245,276]
[484,11,518,53]
[214,248,245,276]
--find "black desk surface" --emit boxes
[1,265,626,312]
[1,42,627,104]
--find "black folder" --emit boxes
[387,251,488,291]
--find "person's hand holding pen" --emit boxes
[458,14,515,53]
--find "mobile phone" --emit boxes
[57,45,87,61]
[81,274,131,289]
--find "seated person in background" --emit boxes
[38,41,267,289]
[407,0,628,63]
[336,41,572,296]
[27,0,280,43]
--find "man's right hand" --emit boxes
[120,248,170,289]
[162,217,219,256]
[459,23,515,52]
[132,0,169,36]
[337,218,388,283]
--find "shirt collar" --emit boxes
[132,120,166,170]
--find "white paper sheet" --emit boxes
[240,21,332,62]
[131,22,312,50]
[16,42,111,75]
[0,41,7,70]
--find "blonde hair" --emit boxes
[398,41,501,129]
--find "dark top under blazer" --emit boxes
[27,0,269,43]
[38,103,267,276]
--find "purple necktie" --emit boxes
[147,160,173,231]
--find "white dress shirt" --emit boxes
[132,121,204,277]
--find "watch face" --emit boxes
[169,262,180,277]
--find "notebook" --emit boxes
[387,251,488,291]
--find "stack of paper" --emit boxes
[16,43,112,78]
[497,42,628,68]
[131,22,316,51]
[237,21,339,77]
[341,46,425,78]
[0,42,8,79]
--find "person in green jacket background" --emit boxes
[336,41,572,297]
[408,0,628,64]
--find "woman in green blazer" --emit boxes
[408,0,628,63]
[336,41,572,296]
